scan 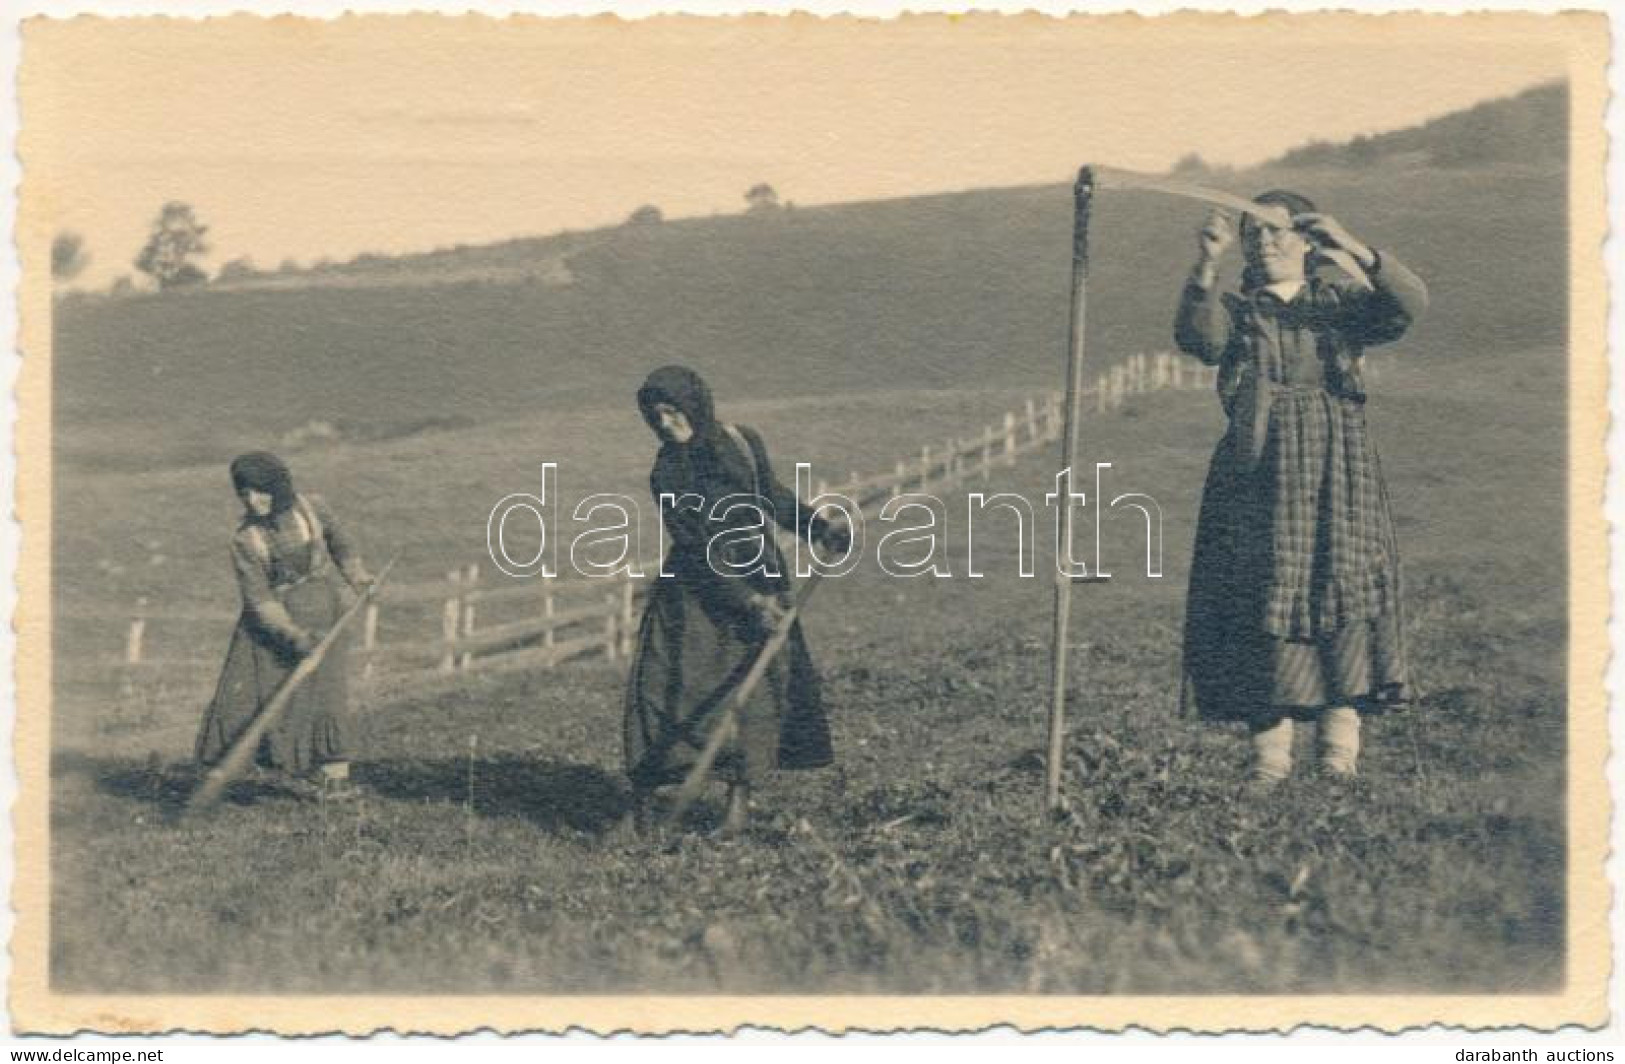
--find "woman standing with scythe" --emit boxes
[1175,192,1428,789]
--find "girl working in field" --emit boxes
[624,365,848,833]
[1175,191,1428,787]
[195,452,375,799]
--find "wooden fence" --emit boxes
[104,566,646,697]
[96,348,1367,699]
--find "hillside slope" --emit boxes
[54,160,1563,470]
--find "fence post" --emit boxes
[619,576,637,659]
[542,583,556,659]
[980,426,994,480]
[439,569,461,673]
[1003,411,1018,465]
[120,597,147,699]
[919,445,933,491]
[361,598,379,681]
[124,597,147,666]
[458,563,479,671]
[603,590,619,663]
[892,459,906,498]
[1024,397,1038,444]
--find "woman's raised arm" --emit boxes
[1174,210,1235,365]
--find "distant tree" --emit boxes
[277,258,301,274]
[1276,139,1339,168]
[108,275,137,298]
[134,202,210,289]
[217,256,258,282]
[1346,134,1381,167]
[744,183,782,214]
[51,230,90,283]
[1266,82,1564,172]
[1169,152,1209,176]
[626,204,664,226]
[1429,110,1504,167]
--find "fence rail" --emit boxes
[92,350,1316,697]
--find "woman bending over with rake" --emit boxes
[624,366,849,834]
[195,452,375,800]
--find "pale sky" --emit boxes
[24,15,1571,286]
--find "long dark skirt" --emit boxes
[195,576,354,773]
[624,576,832,790]
[1182,392,1410,724]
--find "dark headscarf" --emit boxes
[636,365,755,496]
[230,451,296,515]
[637,364,716,437]
[1241,189,1317,293]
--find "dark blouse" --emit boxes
[652,425,822,621]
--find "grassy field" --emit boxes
[50,342,1567,994]
[47,151,1570,994]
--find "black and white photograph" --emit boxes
[8,8,1613,1037]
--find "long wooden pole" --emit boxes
[1044,167,1096,815]
[671,571,825,820]
[188,559,396,813]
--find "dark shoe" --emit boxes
[630,790,658,837]
[278,776,323,802]
[1236,772,1286,800]
[321,778,361,802]
[1318,756,1358,781]
[719,784,751,835]
[1316,763,1360,790]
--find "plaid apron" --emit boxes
[1262,388,1401,639]
[1183,376,1410,721]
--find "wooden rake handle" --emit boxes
[670,571,826,821]
[187,558,396,813]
